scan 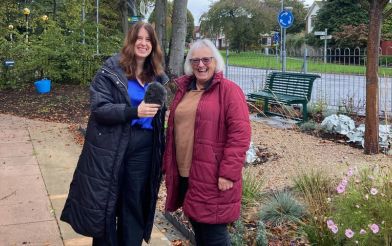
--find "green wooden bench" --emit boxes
[247,72,321,122]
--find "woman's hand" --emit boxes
[218,177,233,191]
[138,101,160,118]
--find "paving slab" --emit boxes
[0,156,37,166]
[0,220,62,246]
[0,128,30,143]
[0,163,41,177]
[0,142,34,158]
[0,172,47,206]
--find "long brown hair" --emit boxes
[120,22,164,82]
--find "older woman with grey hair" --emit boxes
[163,38,251,245]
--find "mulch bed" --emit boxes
[0,83,90,124]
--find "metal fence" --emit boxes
[224,47,392,116]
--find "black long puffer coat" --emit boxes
[60,54,168,244]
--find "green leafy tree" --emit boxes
[0,0,124,87]
[313,0,369,34]
[200,0,305,51]
[382,4,392,40]
[309,0,369,47]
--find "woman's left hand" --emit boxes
[218,177,233,191]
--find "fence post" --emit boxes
[225,46,229,76]
[303,47,308,73]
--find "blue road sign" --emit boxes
[4,60,15,68]
[273,32,280,43]
[278,10,294,29]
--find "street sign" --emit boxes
[314,31,326,36]
[277,10,294,29]
[273,32,280,43]
[4,60,15,68]
[320,35,332,40]
[129,16,139,24]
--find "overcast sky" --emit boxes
[187,0,315,25]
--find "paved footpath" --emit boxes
[0,114,173,246]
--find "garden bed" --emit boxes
[2,84,391,245]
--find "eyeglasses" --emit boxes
[189,57,214,66]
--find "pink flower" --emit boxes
[341,178,348,186]
[360,229,366,234]
[327,219,335,228]
[347,168,354,177]
[336,183,346,193]
[331,225,338,234]
[369,224,379,234]
[370,188,378,195]
[345,229,355,238]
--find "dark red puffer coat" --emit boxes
[163,72,251,224]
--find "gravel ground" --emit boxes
[155,117,392,244]
[248,120,392,190]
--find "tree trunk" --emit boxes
[119,0,128,35]
[155,0,167,61]
[169,0,188,76]
[364,0,388,154]
[119,0,137,35]
[52,0,56,19]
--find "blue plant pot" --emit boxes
[34,79,51,94]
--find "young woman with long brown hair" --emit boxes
[61,21,168,246]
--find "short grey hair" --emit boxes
[184,39,225,76]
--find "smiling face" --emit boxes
[190,47,216,85]
[134,27,152,61]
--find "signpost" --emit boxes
[314,28,331,63]
[278,8,294,72]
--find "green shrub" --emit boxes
[308,99,328,116]
[242,168,264,207]
[379,55,392,66]
[230,220,245,246]
[294,171,336,245]
[255,220,268,246]
[260,190,306,227]
[294,171,334,216]
[299,120,321,133]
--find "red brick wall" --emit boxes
[380,41,392,55]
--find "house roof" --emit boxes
[305,0,326,20]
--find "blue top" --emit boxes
[127,79,153,130]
